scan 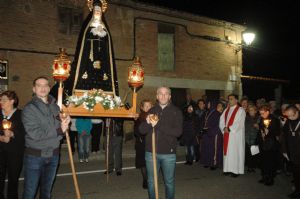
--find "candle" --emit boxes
[149,114,159,122]
[263,119,271,128]
[2,119,12,130]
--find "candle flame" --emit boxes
[149,114,159,122]
[2,119,12,130]
[263,119,271,128]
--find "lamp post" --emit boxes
[52,48,81,199]
[231,29,255,97]
[234,29,256,53]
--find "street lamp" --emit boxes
[235,29,256,53]
[242,30,255,45]
[228,28,255,97]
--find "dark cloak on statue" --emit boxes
[61,2,119,98]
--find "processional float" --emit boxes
[51,1,145,198]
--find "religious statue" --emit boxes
[64,0,119,97]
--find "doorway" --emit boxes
[205,90,220,101]
[170,88,187,109]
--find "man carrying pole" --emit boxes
[139,86,183,199]
[22,76,70,199]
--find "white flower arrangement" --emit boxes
[66,89,122,111]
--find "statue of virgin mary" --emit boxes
[64,0,119,97]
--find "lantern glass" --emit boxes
[128,57,144,88]
[52,48,71,81]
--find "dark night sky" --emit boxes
[135,0,299,101]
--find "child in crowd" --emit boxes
[76,118,92,163]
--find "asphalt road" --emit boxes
[16,143,293,199]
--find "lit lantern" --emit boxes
[52,48,71,82]
[128,57,144,89]
[2,119,12,130]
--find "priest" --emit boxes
[219,94,246,177]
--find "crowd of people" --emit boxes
[1,82,300,199]
[178,94,300,198]
[134,89,300,199]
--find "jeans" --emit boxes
[78,134,91,160]
[145,152,176,199]
[22,154,59,199]
[185,145,194,163]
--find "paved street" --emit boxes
[17,141,292,199]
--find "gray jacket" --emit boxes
[22,95,63,152]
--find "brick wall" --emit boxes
[0,0,245,107]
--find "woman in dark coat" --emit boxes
[134,99,152,189]
[181,105,198,165]
[257,104,281,186]
[245,104,260,172]
[0,91,25,199]
[200,101,224,169]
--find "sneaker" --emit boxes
[79,159,84,163]
[85,158,89,163]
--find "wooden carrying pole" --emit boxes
[57,82,81,199]
[65,130,81,199]
[106,118,111,184]
[152,128,159,199]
